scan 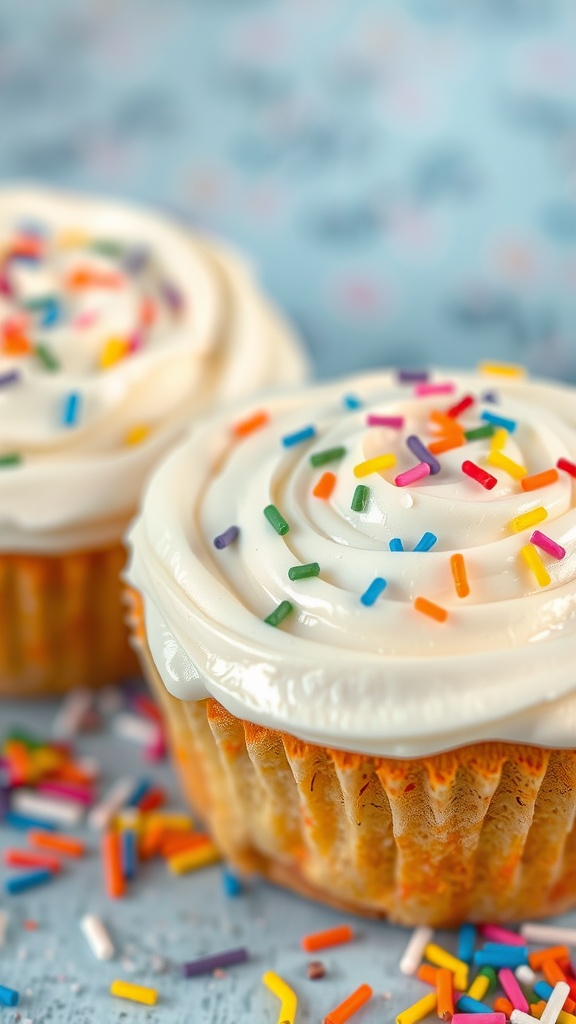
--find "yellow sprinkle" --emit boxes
[478,361,527,378]
[100,337,128,369]
[396,992,438,1024]
[110,980,158,1006]
[57,229,90,249]
[467,974,491,1001]
[490,427,510,452]
[509,506,548,532]
[145,813,194,832]
[424,943,468,991]
[521,544,551,587]
[488,451,527,479]
[125,424,150,446]
[353,453,396,477]
[167,842,220,875]
[262,971,298,1024]
[115,809,142,832]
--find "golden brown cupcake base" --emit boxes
[126,593,576,925]
[0,544,138,697]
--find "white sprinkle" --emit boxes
[0,909,8,947]
[52,688,94,738]
[541,982,571,1024]
[12,789,84,827]
[520,923,576,947]
[400,492,414,508]
[113,712,158,746]
[400,926,434,975]
[80,914,114,961]
[510,1011,539,1024]
[75,755,101,781]
[87,777,134,831]
[515,964,537,987]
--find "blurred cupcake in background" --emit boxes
[0,187,307,697]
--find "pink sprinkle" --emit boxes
[452,1016,505,1024]
[498,968,529,1012]
[128,330,143,353]
[38,780,94,805]
[530,530,566,560]
[479,925,526,946]
[395,462,431,487]
[414,382,456,397]
[366,414,404,429]
[143,730,167,762]
[72,309,99,329]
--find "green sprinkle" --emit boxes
[288,562,320,581]
[309,446,346,468]
[264,600,294,627]
[478,967,497,994]
[90,239,125,258]
[35,344,60,372]
[351,484,369,512]
[4,727,44,750]
[22,296,51,311]
[464,424,495,441]
[0,453,21,468]
[263,504,289,535]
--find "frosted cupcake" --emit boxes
[127,366,576,926]
[0,187,307,696]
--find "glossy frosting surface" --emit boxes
[128,369,576,756]
[0,188,307,552]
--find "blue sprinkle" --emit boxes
[214,526,239,550]
[39,297,61,328]
[458,923,476,964]
[456,996,493,1014]
[343,394,362,410]
[481,410,516,433]
[5,811,58,832]
[360,577,387,607]
[473,945,528,968]
[0,370,20,388]
[126,778,152,808]
[62,392,81,427]
[414,531,437,552]
[122,829,137,881]
[0,985,19,1008]
[406,434,441,475]
[222,868,242,898]
[281,425,316,447]
[534,982,556,1002]
[5,868,53,895]
[389,538,404,552]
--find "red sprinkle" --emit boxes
[462,460,498,490]
[446,394,475,418]
[557,458,576,478]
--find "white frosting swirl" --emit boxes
[0,187,307,552]
[127,369,576,757]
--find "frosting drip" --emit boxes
[0,188,307,552]
[127,369,576,757]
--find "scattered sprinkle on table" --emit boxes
[110,980,158,1006]
[181,947,249,977]
[262,971,298,1024]
[301,925,354,952]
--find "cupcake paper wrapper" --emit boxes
[0,545,137,697]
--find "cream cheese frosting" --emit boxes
[0,187,307,553]
[127,368,576,757]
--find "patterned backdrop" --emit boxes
[2,0,576,380]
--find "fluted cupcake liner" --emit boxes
[0,545,137,697]
[127,598,576,925]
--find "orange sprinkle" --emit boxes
[102,830,124,899]
[22,919,40,931]
[66,267,123,290]
[417,965,440,985]
[493,998,514,1017]
[50,762,97,787]
[414,597,448,623]
[324,984,373,1024]
[232,410,269,438]
[430,411,465,436]
[543,959,569,987]
[313,470,337,499]
[529,946,570,971]
[9,237,44,260]
[450,553,470,598]
[301,924,354,953]
[521,468,559,492]
[4,849,62,873]
[4,741,34,785]
[28,831,86,858]
[140,296,157,326]
[436,968,454,1022]
[428,436,465,455]
[2,333,32,356]
[159,833,211,859]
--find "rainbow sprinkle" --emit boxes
[396,462,431,487]
[414,532,437,552]
[213,526,240,550]
[462,461,497,490]
[487,451,527,480]
[288,563,320,581]
[263,505,289,535]
[450,553,470,598]
[520,545,551,587]
[351,484,370,512]
[389,538,404,552]
[264,601,294,627]
[366,414,404,428]
[481,411,517,433]
[310,446,346,467]
[62,392,81,427]
[510,507,548,532]
[360,578,387,606]
[406,435,441,475]
[282,425,316,447]
[530,530,565,560]
[464,424,495,442]
[353,453,396,477]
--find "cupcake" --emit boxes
[126,366,576,926]
[0,187,307,696]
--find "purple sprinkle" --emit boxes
[406,435,441,475]
[181,947,248,978]
[366,414,404,429]
[161,280,184,313]
[0,370,20,388]
[0,786,9,821]
[481,391,498,404]
[397,369,429,383]
[214,526,239,550]
[123,247,150,274]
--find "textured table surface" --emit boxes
[1,696,576,1024]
